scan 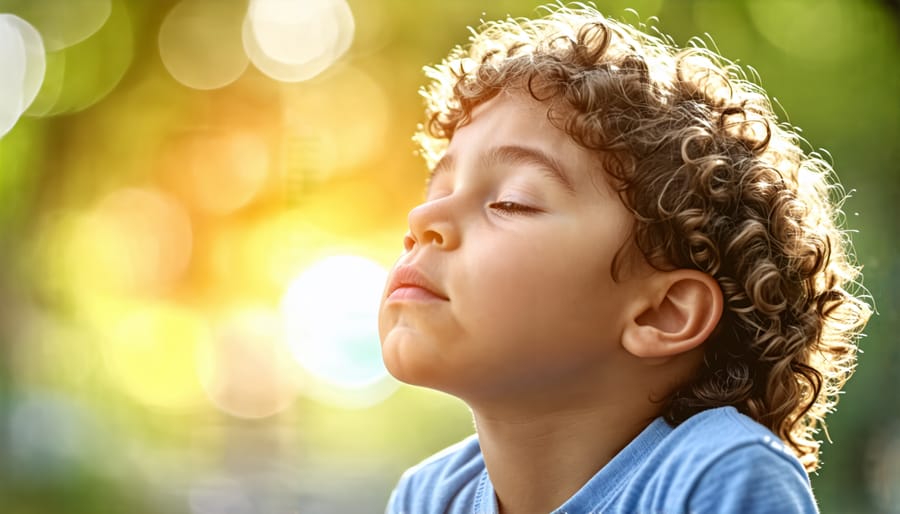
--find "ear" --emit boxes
[621,270,723,360]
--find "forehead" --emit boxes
[450,92,574,152]
[438,91,608,193]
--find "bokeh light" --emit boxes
[0,13,45,138]
[8,391,101,478]
[746,0,857,62]
[281,255,393,401]
[80,188,193,294]
[23,0,132,116]
[8,15,45,112]
[23,49,64,116]
[213,215,339,297]
[0,0,111,51]
[279,65,390,177]
[0,14,27,137]
[9,303,100,387]
[188,476,254,514]
[160,129,271,216]
[158,0,249,90]
[1,1,897,512]
[196,307,300,419]
[242,0,354,82]
[101,303,209,410]
[866,421,900,513]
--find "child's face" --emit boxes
[378,92,650,402]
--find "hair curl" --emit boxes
[414,3,871,471]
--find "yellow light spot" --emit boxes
[226,214,338,293]
[237,213,311,291]
[162,129,270,216]
[279,65,390,176]
[102,303,208,410]
[84,188,193,293]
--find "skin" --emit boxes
[378,91,722,514]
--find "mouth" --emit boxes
[386,265,449,302]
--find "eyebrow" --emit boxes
[427,145,577,196]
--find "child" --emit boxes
[378,4,870,513]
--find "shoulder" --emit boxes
[641,407,819,514]
[670,405,798,455]
[385,434,488,514]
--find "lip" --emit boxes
[386,265,448,302]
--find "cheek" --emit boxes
[462,251,616,337]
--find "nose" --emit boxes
[404,199,460,252]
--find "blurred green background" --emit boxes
[0,0,897,512]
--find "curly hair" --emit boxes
[414,3,871,471]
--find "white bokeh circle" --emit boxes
[282,255,389,391]
[158,0,249,90]
[0,15,27,137]
[242,0,354,82]
[2,14,45,116]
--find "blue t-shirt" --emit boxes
[386,406,819,513]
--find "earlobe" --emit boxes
[621,270,723,359]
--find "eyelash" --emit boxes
[488,201,539,214]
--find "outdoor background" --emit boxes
[0,0,897,512]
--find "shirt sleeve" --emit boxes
[384,470,412,514]
[687,442,819,514]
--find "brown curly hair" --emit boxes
[414,3,871,472]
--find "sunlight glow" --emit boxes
[218,215,338,294]
[281,255,391,395]
[242,0,354,82]
[158,0,249,90]
[163,130,271,216]
[280,65,389,175]
[85,188,193,293]
[102,304,208,410]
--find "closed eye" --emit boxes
[488,201,540,214]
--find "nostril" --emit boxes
[424,230,443,246]
[403,232,416,252]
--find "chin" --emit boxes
[380,336,446,391]
[380,333,421,385]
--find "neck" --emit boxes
[469,387,661,514]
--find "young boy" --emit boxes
[378,4,870,513]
